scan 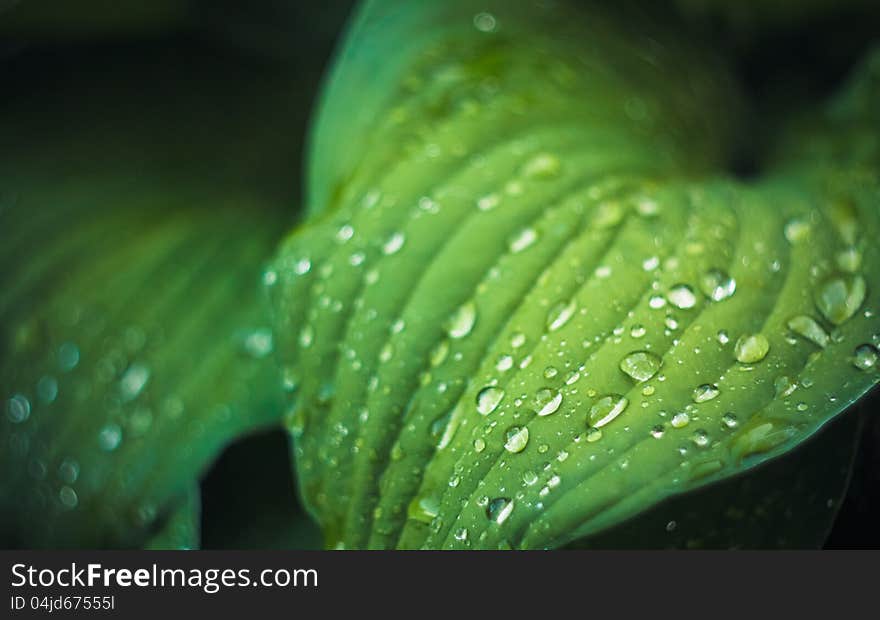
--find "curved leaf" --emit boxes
[272,0,880,549]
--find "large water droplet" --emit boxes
[700,269,737,302]
[734,334,770,364]
[667,284,697,309]
[787,315,829,348]
[476,386,505,415]
[784,218,811,243]
[619,351,662,382]
[588,394,628,428]
[546,300,576,331]
[853,344,879,371]
[815,274,866,325]
[447,302,476,338]
[535,388,563,417]
[504,426,530,453]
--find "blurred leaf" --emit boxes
[271,0,880,549]
[0,42,308,547]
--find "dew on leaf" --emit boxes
[734,333,770,364]
[667,284,697,309]
[535,388,563,416]
[700,268,737,302]
[446,302,476,338]
[853,344,879,371]
[476,386,505,415]
[787,315,829,348]
[692,383,720,403]
[504,426,530,453]
[619,350,662,382]
[487,498,514,524]
[815,274,866,325]
[546,299,576,331]
[588,394,628,428]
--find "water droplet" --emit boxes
[510,332,526,348]
[700,269,737,302]
[546,300,576,331]
[815,274,866,325]
[57,342,80,371]
[522,153,561,179]
[787,315,829,348]
[504,426,530,453]
[473,11,497,33]
[58,459,80,484]
[535,388,563,416]
[120,363,150,402]
[853,344,879,371]
[774,376,798,398]
[543,366,558,379]
[496,354,513,372]
[692,384,720,403]
[650,424,665,439]
[717,330,730,345]
[588,394,628,428]
[382,232,405,255]
[619,351,662,382]
[477,193,500,211]
[336,224,354,243]
[692,429,710,448]
[262,269,278,286]
[509,228,537,253]
[98,423,122,451]
[293,257,311,275]
[6,394,31,423]
[59,486,78,509]
[630,324,647,338]
[446,302,476,338]
[430,340,449,367]
[836,247,862,273]
[671,412,690,428]
[242,328,274,358]
[784,218,811,243]
[454,527,469,542]
[586,427,603,442]
[473,438,486,453]
[649,295,667,309]
[476,386,505,415]
[667,284,697,309]
[487,498,514,524]
[408,495,439,524]
[721,412,739,429]
[734,334,770,364]
[522,470,538,485]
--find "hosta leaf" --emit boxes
[0,44,304,547]
[272,0,880,549]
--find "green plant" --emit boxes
[1,0,878,549]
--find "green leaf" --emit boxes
[271,0,880,549]
[0,43,304,547]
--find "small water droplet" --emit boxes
[692,429,710,448]
[476,386,505,415]
[546,299,576,331]
[510,332,526,348]
[495,354,513,372]
[382,232,406,255]
[734,333,770,364]
[667,284,697,309]
[588,394,628,428]
[446,302,476,339]
[242,328,274,359]
[699,268,737,302]
[336,224,354,243]
[721,412,739,428]
[535,388,563,416]
[59,486,78,509]
[473,438,486,453]
[487,497,514,524]
[784,218,811,243]
[293,257,311,275]
[586,427,603,442]
[649,295,667,309]
[692,384,720,403]
[473,11,497,33]
[522,153,561,179]
[98,423,122,451]
[57,342,80,371]
[6,394,31,423]
[120,363,150,402]
[619,351,662,382]
[651,424,665,438]
[509,227,538,253]
[671,412,690,428]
